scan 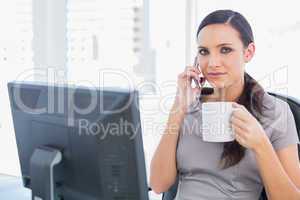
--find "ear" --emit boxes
[244,42,255,63]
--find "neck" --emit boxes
[203,78,245,102]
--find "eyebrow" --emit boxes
[198,43,233,49]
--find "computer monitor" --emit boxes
[8,81,149,200]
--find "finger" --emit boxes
[232,108,249,123]
[232,102,244,108]
[233,102,248,112]
[233,126,248,141]
[187,66,205,85]
[185,66,202,75]
[234,131,246,145]
[231,116,248,131]
[231,121,246,136]
[183,71,201,82]
[178,71,198,81]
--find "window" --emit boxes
[0,3,187,200]
[67,0,156,94]
[0,0,33,175]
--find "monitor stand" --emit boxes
[30,146,62,200]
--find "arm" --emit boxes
[254,140,300,200]
[231,102,300,200]
[149,102,185,194]
[150,65,203,194]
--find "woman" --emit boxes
[150,10,300,199]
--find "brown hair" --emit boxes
[219,73,266,168]
[197,10,266,169]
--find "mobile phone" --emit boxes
[192,56,214,96]
[192,56,204,87]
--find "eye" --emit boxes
[198,48,209,56]
[220,47,232,54]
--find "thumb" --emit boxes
[192,85,201,93]
[192,87,201,98]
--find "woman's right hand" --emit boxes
[174,66,204,114]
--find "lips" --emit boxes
[208,72,227,77]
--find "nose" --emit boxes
[208,54,222,68]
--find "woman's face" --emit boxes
[197,24,254,89]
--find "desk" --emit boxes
[0,174,30,199]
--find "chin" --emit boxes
[207,80,227,88]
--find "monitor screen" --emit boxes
[8,81,149,200]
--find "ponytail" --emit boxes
[219,72,266,169]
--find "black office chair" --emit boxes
[161,92,300,200]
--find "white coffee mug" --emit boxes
[201,102,235,142]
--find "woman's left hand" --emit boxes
[230,102,268,150]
